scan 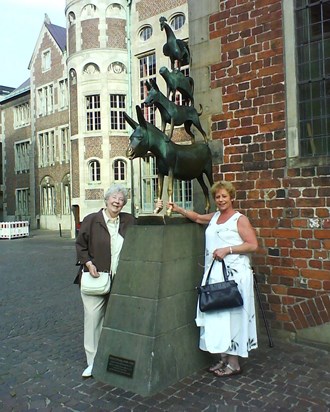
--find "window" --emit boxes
[37,84,54,116]
[141,155,158,213]
[14,103,30,128]
[139,25,152,41]
[170,14,186,31]
[60,127,70,163]
[173,180,193,210]
[139,53,156,124]
[89,159,101,182]
[113,159,127,181]
[15,141,30,173]
[295,0,330,156]
[86,94,101,131]
[110,94,126,130]
[41,183,55,215]
[16,188,29,216]
[42,49,51,72]
[59,79,68,109]
[38,130,56,167]
[62,175,71,215]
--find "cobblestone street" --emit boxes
[0,230,329,411]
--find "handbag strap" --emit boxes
[203,259,229,286]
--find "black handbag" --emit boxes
[197,259,243,312]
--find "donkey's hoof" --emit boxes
[166,208,172,217]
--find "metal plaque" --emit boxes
[107,354,135,378]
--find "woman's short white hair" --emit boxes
[104,184,129,205]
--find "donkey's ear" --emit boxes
[123,111,138,129]
[145,80,151,91]
[136,105,147,128]
[150,78,159,91]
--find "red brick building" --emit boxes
[205,0,330,343]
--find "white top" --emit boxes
[102,209,124,276]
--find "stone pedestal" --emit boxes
[93,219,210,396]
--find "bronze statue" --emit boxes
[125,106,213,216]
[144,79,207,143]
[159,66,194,105]
[160,16,190,70]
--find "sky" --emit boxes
[1,0,66,89]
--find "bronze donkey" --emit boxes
[144,79,207,143]
[124,106,213,216]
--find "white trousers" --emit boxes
[80,291,109,366]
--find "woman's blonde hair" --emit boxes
[210,181,236,200]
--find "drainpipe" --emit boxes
[126,0,135,215]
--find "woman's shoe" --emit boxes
[213,363,242,377]
[208,359,227,373]
[82,364,93,378]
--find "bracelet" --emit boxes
[229,246,233,254]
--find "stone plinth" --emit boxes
[93,218,210,396]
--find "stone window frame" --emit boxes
[38,129,56,167]
[42,48,51,72]
[14,139,31,174]
[37,83,55,117]
[58,78,69,110]
[88,159,101,183]
[40,177,56,215]
[170,13,186,31]
[284,0,330,167]
[86,94,101,131]
[110,93,126,130]
[139,25,153,42]
[138,52,156,125]
[62,174,71,215]
[15,187,30,217]
[140,154,158,213]
[113,158,127,182]
[60,126,70,163]
[14,102,30,129]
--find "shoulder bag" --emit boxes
[81,271,112,295]
[197,259,243,312]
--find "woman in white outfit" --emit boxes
[168,181,258,377]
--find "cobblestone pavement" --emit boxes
[0,230,329,411]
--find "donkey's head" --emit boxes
[144,79,161,107]
[124,107,150,159]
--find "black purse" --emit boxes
[197,259,243,312]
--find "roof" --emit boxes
[0,79,30,103]
[45,23,66,52]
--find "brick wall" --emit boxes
[209,0,330,332]
[68,24,76,55]
[106,18,127,49]
[81,19,100,49]
[2,98,31,215]
[136,0,187,20]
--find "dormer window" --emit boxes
[42,49,51,72]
